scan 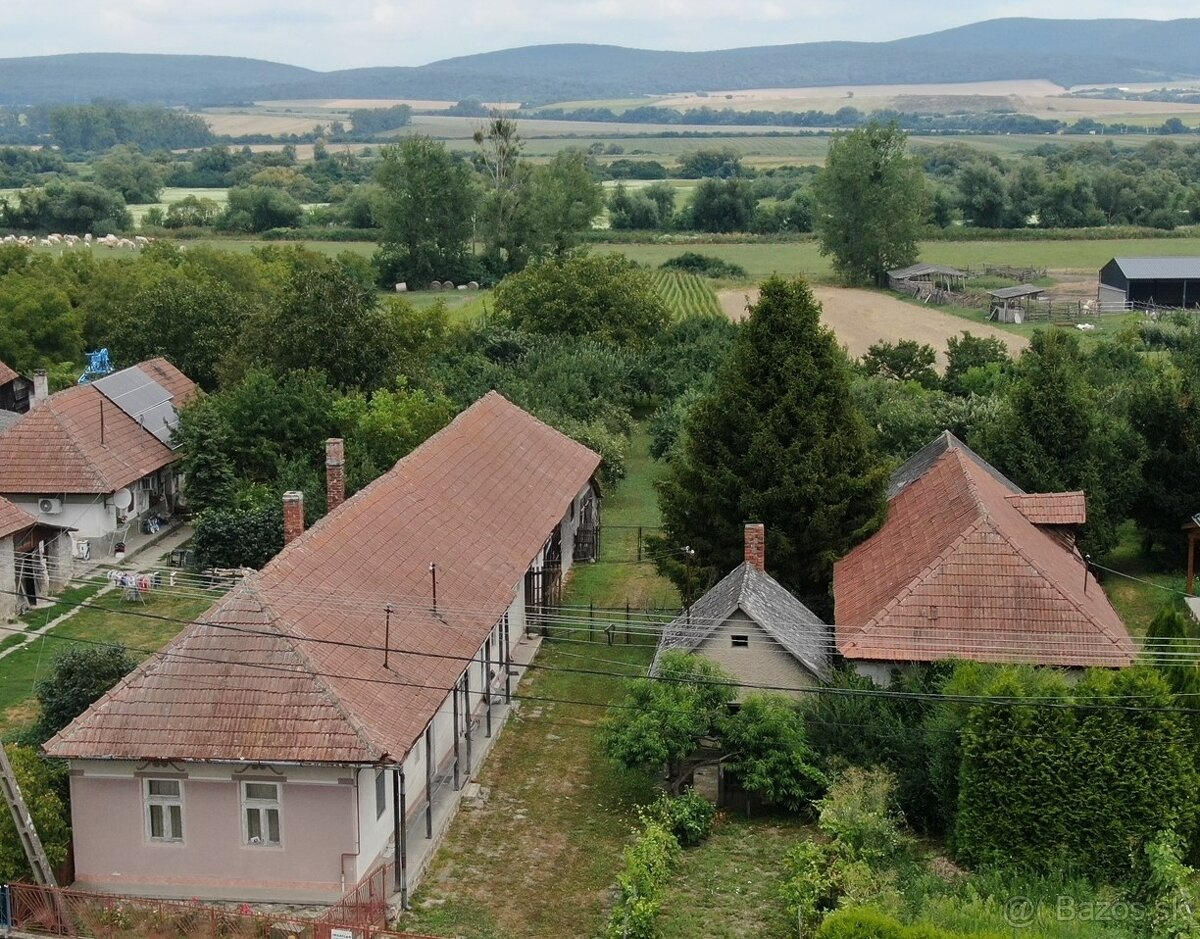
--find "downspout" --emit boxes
[340,768,362,894]
[393,768,408,909]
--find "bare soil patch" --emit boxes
[719,286,1028,367]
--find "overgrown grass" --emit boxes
[658,815,809,939]
[400,426,678,938]
[1100,521,1188,636]
[0,588,215,733]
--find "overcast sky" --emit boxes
[1,2,1197,71]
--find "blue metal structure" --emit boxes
[77,348,114,384]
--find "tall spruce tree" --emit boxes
[656,276,888,612]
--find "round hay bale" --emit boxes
[430,280,443,291]
[467,281,480,291]
[457,284,467,291]
[394,282,408,293]
[444,281,455,290]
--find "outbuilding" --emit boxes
[1099,257,1200,310]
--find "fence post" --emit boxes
[589,601,594,642]
[625,601,631,644]
[637,527,642,563]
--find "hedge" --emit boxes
[954,667,1198,881]
[818,908,1008,939]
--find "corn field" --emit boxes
[649,271,722,318]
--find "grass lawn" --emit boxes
[1100,521,1188,636]
[400,427,679,938]
[658,815,809,939]
[0,588,216,734]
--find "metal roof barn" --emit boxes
[1100,257,1200,308]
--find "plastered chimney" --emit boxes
[32,369,49,407]
[282,491,305,546]
[326,438,346,511]
[744,523,766,572]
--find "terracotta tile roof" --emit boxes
[1006,492,1087,526]
[139,357,199,406]
[0,360,195,494]
[0,361,20,386]
[0,496,37,540]
[46,392,602,764]
[834,436,1134,669]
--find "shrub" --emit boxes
[606,821,682,939]
[0,746,70,881]
[817,908,1008,939]
[818,767,911,865]
[193,503,284,569]
[723,693,827,814]
[639,790,716,848]
[780,840,842,937]
[660,252,748,279]
[34,645,136,743]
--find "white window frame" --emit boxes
[144,778,184,844]
[241,781,282,848]
[374,768,387,819]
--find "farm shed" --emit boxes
[650,524,830,697]
[887,263,967,291]
[1099,257,1200,309]
[987,284,1044,323]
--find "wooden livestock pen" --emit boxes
[887,263,968,292]
[988,285,1045,323]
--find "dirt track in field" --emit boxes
[718,286,1028,367]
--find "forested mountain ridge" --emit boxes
[4,18,1200,106]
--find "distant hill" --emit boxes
[3,19,1200,107]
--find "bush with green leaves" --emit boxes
[818,767,912,865]
[660,252,748,280]
[860,340,939,388]
[605,821,682,939]
[639,790,716,848]
[193,503,284,570]
[0,745,70,882]
[33,645,136,744]
[723,693,827,814]
[817,908,1009,939]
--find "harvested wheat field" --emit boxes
[719,286,1028,367]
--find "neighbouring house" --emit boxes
[834,432,1136,684]
[0,495,73,621]
[0,360,34,415]
[651,524,831,695]
[0,358,197,547]
[1099,256,1200,310]
[45,391,603,904]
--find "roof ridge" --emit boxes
[247,580,389,763]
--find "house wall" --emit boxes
[6,494,115,541]
[68,761,358,902]
[0,536,15,622]
[694,612,819,698]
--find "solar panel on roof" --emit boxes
[93,366,183,448]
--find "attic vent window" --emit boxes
[731,635,749,649]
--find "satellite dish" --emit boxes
[113,488,134,511]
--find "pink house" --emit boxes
[46,392,602,903]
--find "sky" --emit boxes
[0,2,1198,71]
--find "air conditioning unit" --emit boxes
[38,497,63,515]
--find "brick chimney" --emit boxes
[744,523,766,572]
[31,369,49,408]
[326,438,346,512]
[282,491,305,546]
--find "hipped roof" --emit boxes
[834,432,1134,669]
[46,392,601,765]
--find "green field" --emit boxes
[649,270,723,317]
[128,186,230,225]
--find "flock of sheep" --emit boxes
[1,233,151,250]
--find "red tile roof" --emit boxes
[0,360,195,494]
[0,361,20,387]
[1006,492,1087,526]
[139,357,199,406]
[0,496,36,540]
[46,392,601,764]
[834,436,1134,669]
